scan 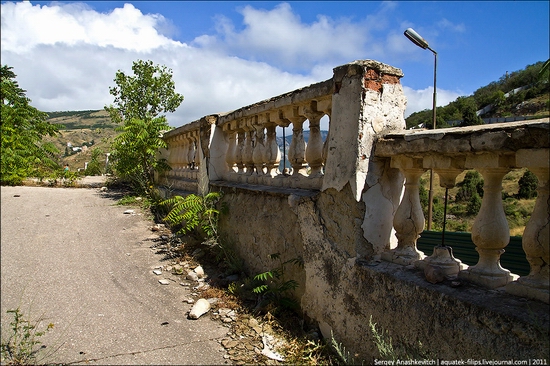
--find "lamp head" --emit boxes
[404,28,429,50]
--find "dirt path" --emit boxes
[1,185,230,365]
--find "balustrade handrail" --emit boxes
[158,58,548,305]
[374,117,549,303]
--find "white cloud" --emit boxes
[437,18,466,33]
[1,1,463,129]
[0,1,179,53]
[403,86,461,117]
[194,2,393,72]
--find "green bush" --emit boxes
[456,171,484,202]
[517,170,538,199]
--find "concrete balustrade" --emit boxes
[375,121,549,300]
[158,59,549,359]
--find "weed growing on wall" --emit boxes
[331,330,364,365]
[252,253,304,314]
[369,315,432,362]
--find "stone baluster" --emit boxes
[287,115,308,176]
[382,156,426,265]
[322,115,331,174]
[304,109,325,177]
[418,155,465,278]
[243,128,255,176]
[179,136,189,177]
[187,136,196,171]
[166,137,176,177]
[264,123,281,178]
[252,125,266,176]
[460,154,513,288]
[235,130,246,175]
[174,136,185,177]
[317,99,331,174]
[507,149,549,303]
[193,133,201,173]
[225,130,238,175]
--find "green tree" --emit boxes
[105,60,184,195]
[466,193,482,216]
[460,98,484,126]
[1,65,61,185]
[455,170,484,202]
[85,147,103,176]
[517,170,538,199]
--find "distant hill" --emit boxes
[44,109,118,172]
[405,60,550,129]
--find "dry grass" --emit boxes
[421,168,537,235]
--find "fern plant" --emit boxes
[252,253,304,313]
[161,192,222,239]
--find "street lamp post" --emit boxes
[404,28,437,231]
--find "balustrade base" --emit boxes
[416,246,466,278]
[381,247,425,266]
[506,278,550,304]
[459,267,517,289]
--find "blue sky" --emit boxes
[1,1,548,127]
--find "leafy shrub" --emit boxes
[466,193,482,216]
[162,192,222,240]
[517,170,538,199]
[84,147,103,176]
[456,171,484,202]
[252,253,304,314]
[1,308,54,365]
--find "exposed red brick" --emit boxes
[364,69,401,92]
[364,80,382,92]
[381,74,400,85]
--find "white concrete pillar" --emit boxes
[460,164,513,288]
[304,110,325,177]
[264,124,281,178]
[381,156,426,265]
[507,149,549,303]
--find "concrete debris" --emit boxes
[194,265,205,278]
[188,298,211,319]
[186,271,199,282]
[424,264,445,284]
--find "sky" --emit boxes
[1,1,549,128]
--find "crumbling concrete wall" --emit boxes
[162,59,549,360]
[293,183,549,360]
[216,180,549,360]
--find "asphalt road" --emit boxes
[1,185,229,365]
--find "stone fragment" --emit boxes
[188,298,211,319]
[185,298,195,304]
[222,339,239,349]
[158,279,170,285]
[194,265,205,278]
[207,298,219,305]
[153,269,162,275]
[123,209,134,215]
[186,271,199,281]
[424,264,445,284]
